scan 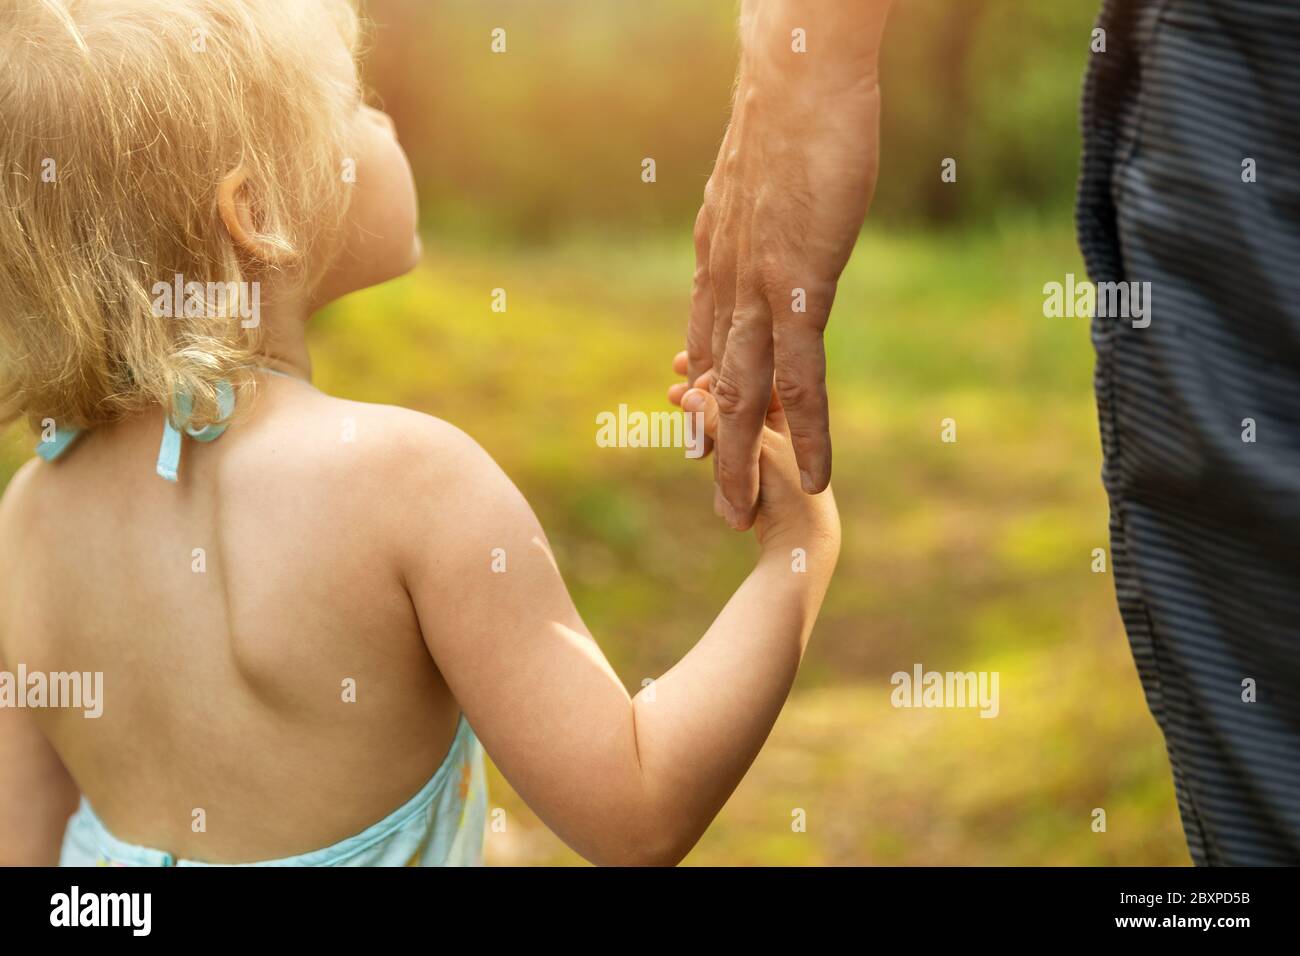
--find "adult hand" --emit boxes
[687,0,890,530]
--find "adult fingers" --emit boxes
[711,291,773,531]
[771,308,832,493]
[686,209,717,457]
[686,210,717,390]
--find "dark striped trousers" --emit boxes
[1077,0,1300,865]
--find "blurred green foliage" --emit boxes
[364,0,1099,239]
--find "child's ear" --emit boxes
[218,166,285,264]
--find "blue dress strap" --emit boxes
[156,379,236,482]
[35,425,83,462]
[35,371,272,480]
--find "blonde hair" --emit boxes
[0,0,362,433]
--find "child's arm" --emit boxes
[390,358,839,866]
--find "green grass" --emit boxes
[0,220,1189,865]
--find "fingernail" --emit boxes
[800,469,815,493]
[682,390,705,413]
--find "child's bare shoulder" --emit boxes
[0,455,65,561]
[0,456,42,510]
[280,391,499,486]
[293,395,538,590]
[0,457,48,627]
[0,457,42,545]
[270,389,525,532]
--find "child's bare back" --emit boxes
[0,372,467,861]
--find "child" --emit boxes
[0,0,839,866]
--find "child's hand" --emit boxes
[669,351,840,554]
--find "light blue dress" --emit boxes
[43,370,489,866]
[59,716,488,867]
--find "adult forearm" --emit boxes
[739,0,892,89]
